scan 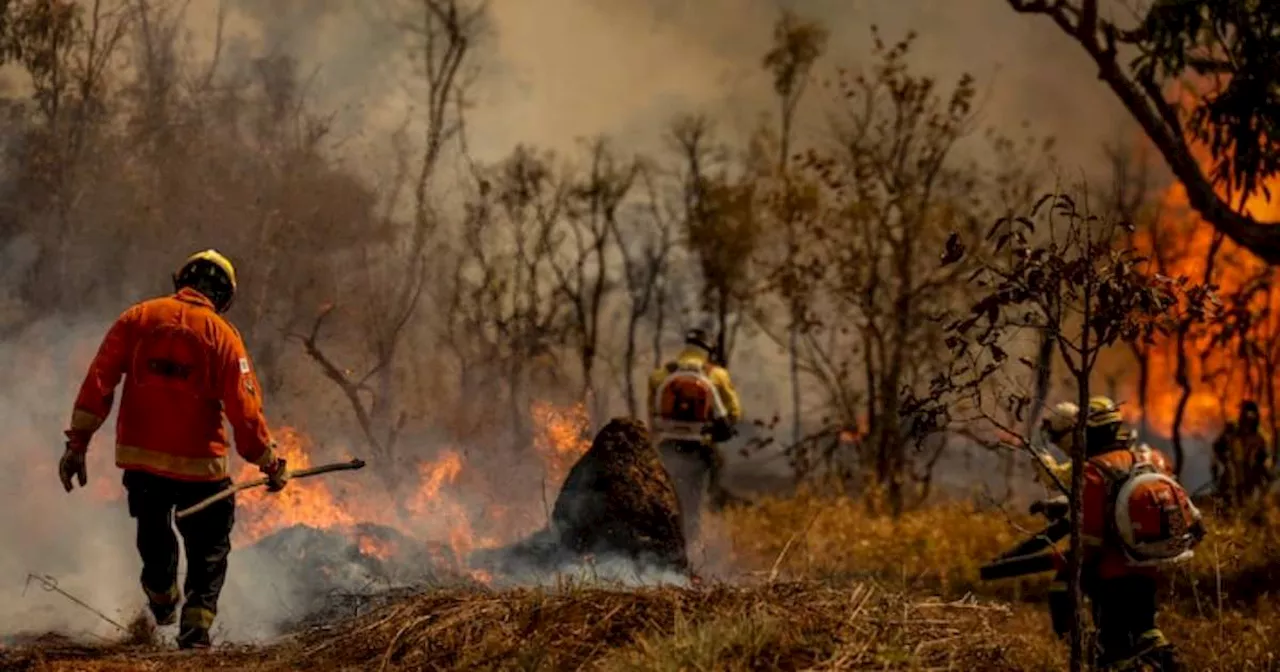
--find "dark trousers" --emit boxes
[122,470,234,633]
[1047,571,1178,670]
[1048,568,1072,638]
[1090,575,1178,669]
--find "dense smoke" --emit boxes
[0,0,1169,645]
[0,317,145,640]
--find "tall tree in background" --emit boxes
[673,114,765,365]
[296,0,482,474]
[551,138,638,416]
[612,161,676,417]
[763,9,828,455]
[1006,0,1280,262]
[782,31,1045,511]
[443,145,568,443]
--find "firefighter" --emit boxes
[1034,400,1079,489]
[58,250,290,650]
[1031,400,1085,643]
[1027,396,1199,671]
[647,328,742,541]
[1212,400,1272,511]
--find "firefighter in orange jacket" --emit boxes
[1033,396,1197,671]
[58,250,289,650]
[647,328,742,542]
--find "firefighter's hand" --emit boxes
[262,457,289,492]
[709,419,737,443]
[59,446,88,493]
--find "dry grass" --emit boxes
[4,491,1280,671]
[0,584,1057,672]
[723,491,1280,610]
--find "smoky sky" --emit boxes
[202,0,1134,175]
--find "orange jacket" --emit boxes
[1052,445,1176,580]
[67,288,277,481]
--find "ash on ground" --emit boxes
[222,521,474,633]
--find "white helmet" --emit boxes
[1040,401,1079,449]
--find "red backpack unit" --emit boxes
[652,360,725,440]
[1091,444,1204,567]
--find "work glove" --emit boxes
[60,429,90,492]
[59,445,88,493]
[709,418,737,443]
[262,457,289,492]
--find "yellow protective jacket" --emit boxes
[647,347,742,441]
[1034,454,1073,490]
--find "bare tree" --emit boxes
[671,114,765,365]
[1168,232,1223,474]
[5,0,130,313]
[548,138,638,412]
[295,0,481,471]
[442,145,568,443]
[779,31,1046,513]
[762,8,828,455]
[612,162,676,417]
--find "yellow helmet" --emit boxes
[1086,396,1124,428]
[174,249,237,313]
[1041,397,1125,453]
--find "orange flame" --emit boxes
[1126,99,1280,438]
[233,428,366,546]
[52,401,593,583]
[530,400,592,488]
[357,534,396,561]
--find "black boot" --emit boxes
[178,605,215,650]
[142,583,180,626]
[1145,645,1183,672]
[149,601,177,626]
[177,625,211,650]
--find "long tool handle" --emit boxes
[979,550,1058,581]
[175,458,366,520]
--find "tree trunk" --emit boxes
[789,317,802,449]
[1067,267,1094,672]
[1133,344,1150,442]
[716,291,731,366]
[623,313,640,417]
[652,284,667,368]
[1068,381,1088,672]
[1171,328,1192,476]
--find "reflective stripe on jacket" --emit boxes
[69,288,276,481]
